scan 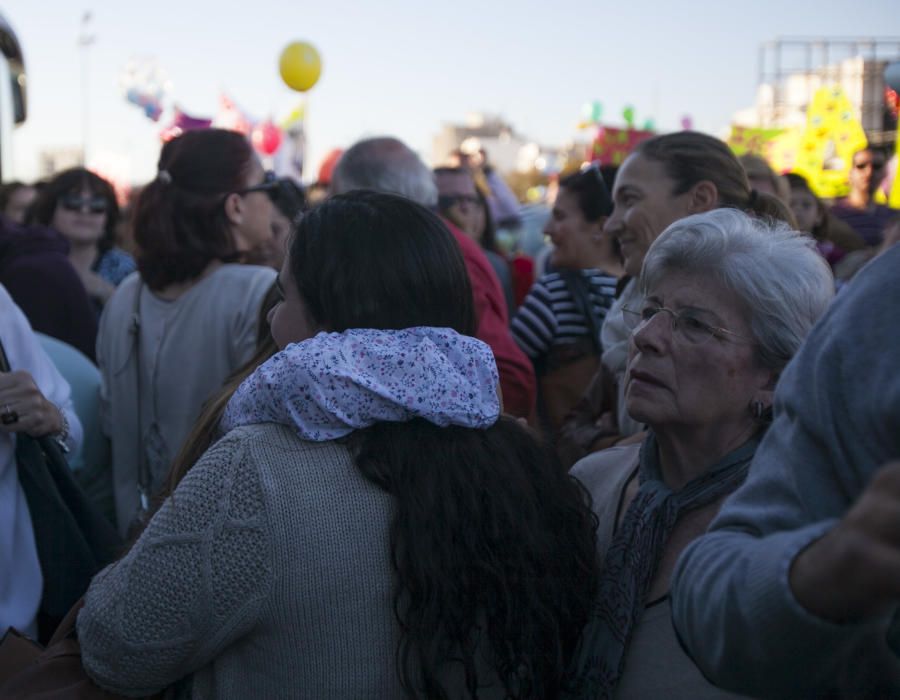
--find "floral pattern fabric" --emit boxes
[221,327,501,441]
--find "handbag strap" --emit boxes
[0,335,11,373]
[129,282,152,513]
[561,270,603,355]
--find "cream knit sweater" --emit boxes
[78,423,410,698]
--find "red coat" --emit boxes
[446,222,536,419]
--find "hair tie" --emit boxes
[748,188,759,207]
[157,169,173,185]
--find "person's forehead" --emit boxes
[649,272,743,319]
[435,171,475,194]
[613,154,670,195]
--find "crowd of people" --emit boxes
[0,122,898,698]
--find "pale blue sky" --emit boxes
[3,0,899,184]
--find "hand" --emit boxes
[79,269,116,305]
[790,461,900,622]
[0,370,64,437]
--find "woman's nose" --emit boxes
[631,311,670,354]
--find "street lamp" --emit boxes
[78,11,95,166]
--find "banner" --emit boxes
[793,85,868,199]
[587,126,655,166]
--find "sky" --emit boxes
[2,0,899,184]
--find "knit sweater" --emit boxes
[78,423,503,698]
[670,244,900,697]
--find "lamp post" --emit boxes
[78,11,95,166]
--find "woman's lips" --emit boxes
[629,368,667,390]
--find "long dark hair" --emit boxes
[132,129,253,291]
[292,191,599,698]
[25,167,119,254]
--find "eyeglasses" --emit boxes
[60,194,108,214]
[237,170,279,197]
[438,194,480,209]
[622,305,752,345]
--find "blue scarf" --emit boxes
[564,432,760,698]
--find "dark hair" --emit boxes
[558,167,614,222]
[0,181,31,210]
[271,177,307,222]
[24,168,119,254]
[292,190,599,697]
[132,129,254,291]
[474,187,500,253]
[291,190,475,334]
[784,172,830,240]
[635,132,796,226]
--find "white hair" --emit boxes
[331,136,438,207]
[641,208,835,370]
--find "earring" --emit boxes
[751,400,766,421]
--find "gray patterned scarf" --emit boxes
[564,431,760,698]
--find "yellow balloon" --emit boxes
[279,41,322,92]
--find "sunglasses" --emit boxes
[854,159,885,170]
[60,194,108,214]
[237,170,280,196]
[438,194,480,209]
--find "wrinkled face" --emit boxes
[51,187,109,246]
[435,171,479,235]
[233,158,276,253]
[268,251,320,349]
[789,189,821,234]
[4,186,37,224]
[606,154,695,277]
[625,272,772,432]
[849,149,886,196]
[545,188,603,269]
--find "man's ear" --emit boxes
[223,192,244,227]
[590,215,609,243]
[687,180,718,214]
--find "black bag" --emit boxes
[0,338,121,643]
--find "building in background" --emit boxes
[733,37,899,148]
[432,112,588,176]
[38,147,84,179]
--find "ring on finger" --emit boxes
[1,404,19,425]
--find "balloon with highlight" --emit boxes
[252,120,284,156]
[279,41,322,92]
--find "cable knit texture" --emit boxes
[78,423,405,698]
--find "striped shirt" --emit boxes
[511,269,618,360]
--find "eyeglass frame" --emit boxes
[621,304,753,345]
[437,193,480,209]
[59,193,109,214]
[235,170,280,197]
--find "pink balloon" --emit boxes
[680,115,694,131]
[252,120,283,156]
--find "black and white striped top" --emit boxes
[511,269,618,360]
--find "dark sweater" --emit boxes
[0,217,98,361]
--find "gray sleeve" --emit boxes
[77,431,273,696]
[671,248,900,697]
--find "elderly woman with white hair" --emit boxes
[565,209,834,699]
